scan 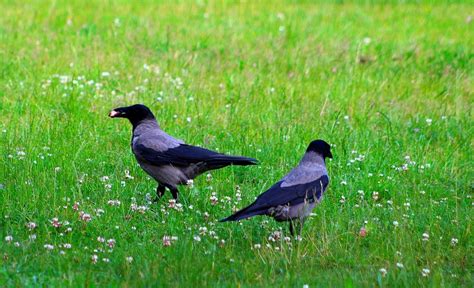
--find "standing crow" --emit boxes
[220,140,332,236]
[109,104,258,200]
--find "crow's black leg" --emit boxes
[169,187,179,200]
[153,184,166,202]
[289,221,295,236]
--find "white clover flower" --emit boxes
[379,268,387,277]
[107,199,121,206]
[253,244,261,249]
[107,239,116,248]
[422,232,430,241]
[26,222,37,230]
[425,118,432,125]
[79,212,92,222]
[193,235,201,242]
[339,195,346,204]
[393,221,399,227]
[451,238,458,246]
[5,235,13,242]
[126,256,133,263]
[421,268,430,277]
[210,195,219,205]
[199,227,208,235]
[162,236,172,247]
[396,263,404,269]
[44,244,54,250]
[91,255,98,264]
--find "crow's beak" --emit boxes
[109,110,121,118]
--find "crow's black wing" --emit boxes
[135,143,258,167]
[135,143,220,166]
[220,175,329,222]
[255,175,329,207]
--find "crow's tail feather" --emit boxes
[207,155,258,167]
[219,204,265,222]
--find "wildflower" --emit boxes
[199,227,208,235]
[363,37,371,45]
[79,212,92,222]
[340,180,347,185]
[91,254,98,264]
[124,170,134,180]
[396,263,404,269]
[126,256,133,263]
[162,236,172,247]
[421,268,430,277]
[51,218,62,228]
[5,235,13,242]
[29,234,37,241]
[206,173,212,182]
[372,192,379,201]
[339,195,346,204]
[393,221,399,227]
[100,176,109,182]
[101,72,110,77]
[44,244,54,250]
[379,268,387,277]
[359,227,367,237]
[451,238,458,246]
[422,232,429,241]
[186,179,194,187]
[253,244,261,249]
[63,243,72,249]
[219,239,225,247]
[97,237,105,243]
[168,199,176,208]
[73,202,80,211]
[210,195,219,206]
[26,222,37,230]
[102,258,110,263]
[193,235,201,242]
[107,239,116,248]
[268,231,282,242]
[425,118,432,125]
[14,242,20,247]
[107,200,121,206]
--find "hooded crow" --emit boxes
[109,104,258,200]
[220,140,332,236]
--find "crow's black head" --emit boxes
[306,139,333,159]
[109,104,155,126]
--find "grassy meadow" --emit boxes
[0,1,473,286]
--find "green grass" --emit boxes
[1,1,472,286]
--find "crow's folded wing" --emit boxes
[134,143,223,166]
[255,175,329,207]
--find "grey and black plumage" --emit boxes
[220,140,332,236]
[109,104,258,200]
